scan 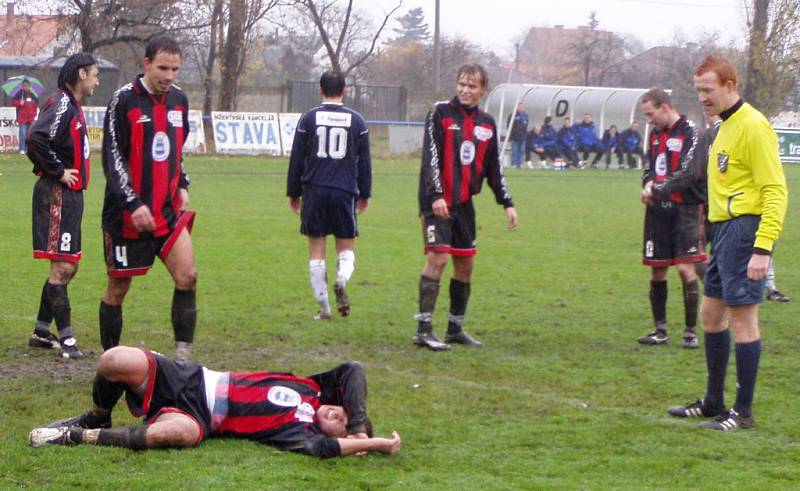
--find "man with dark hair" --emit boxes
[598,124,623,168]
[287,70,371,320]
[667,56,787,431]
[638,87,704,349]
[29,346,402,457]
[12,79,38,154]
[576,113,602,167]
[540,115,562,167]
[557,117,580,168]
[619,121,644,169]
[507,102,528,168]
[99,36,198,360]
[414,63,518,351]
[27,53,99,359]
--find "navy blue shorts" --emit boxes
[300,185,358,238]
[704,215,765,306]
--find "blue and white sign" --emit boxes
[212,111,282,155]
[278,113,301,156]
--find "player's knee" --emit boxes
[104,278,131,304]
[152,420,200,448]
[174,266,197,290]
[51,262,78,283]
[97,346,143,379]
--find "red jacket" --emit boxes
[11,90,38,124]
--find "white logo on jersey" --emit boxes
[474,126,493,141]
[460,140,476,165]
[136,115,151,124]
[316,111,352,128]
[666,138,683,152]
[267,386,302,407]
[295,402,315,423]
[167,110,183,127]
[83,135,90,159]
[655,153,667,176]
[151,131,170,161]
[447,124,461,131]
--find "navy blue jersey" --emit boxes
[287,103,371,199]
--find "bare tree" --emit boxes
[743,0,800,116]
[567,12,630,86]
[294,0,402,77]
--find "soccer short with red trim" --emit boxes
[32,177,84,263]
[125,348,210,445]
[103,210,195,278]
[421,200,477,257]
[643,201,707,266]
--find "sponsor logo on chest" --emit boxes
[267,385,316,423]
[474,126,493,141]
[168,110,183,128]
[666,137,683,152]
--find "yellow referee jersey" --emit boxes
[708,102,788,252]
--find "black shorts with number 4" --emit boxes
[643,201,706,266]
[104,211,195,278]
[421,200,476,257]
[32,177,84,264]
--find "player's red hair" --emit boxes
[694,56,738,88]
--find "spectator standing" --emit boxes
[11,79,38,154]
[507,102,528,169]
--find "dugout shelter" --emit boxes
[485,84,656,160]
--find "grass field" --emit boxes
[1,154,799,489]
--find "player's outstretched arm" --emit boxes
[337,431,401,456]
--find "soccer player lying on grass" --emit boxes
[29,346,401,457]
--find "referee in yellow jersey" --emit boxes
[666,56,787,431]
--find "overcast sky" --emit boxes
[370,0,749,56]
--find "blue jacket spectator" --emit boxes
[598,125,623,168]
[575,115,599,147]
[619,121,644,169]
[557,117,580,167]
[540,116,559,151]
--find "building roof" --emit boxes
[1,4,67,57]
[0,55,117,70]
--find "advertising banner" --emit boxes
[0,107,21,152]
[278,113,301,156]
[776,128,800,164]
[211,111,282,155]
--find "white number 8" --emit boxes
[60,233,72,251]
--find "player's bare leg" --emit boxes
[334,238,355,316]
[414,251,450,351]
[164,229,198,360]
[309,236,331,320]
[445,256,482,347]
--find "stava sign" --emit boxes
[0,107,20,152]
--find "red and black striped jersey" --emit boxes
[101,76,190,239]
[419,97,513,212]
[27,89,90,191]
[643,115,702,204]
[214,371,341,458]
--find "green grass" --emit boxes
[1,154,799,489]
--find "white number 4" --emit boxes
[115,246,128,267]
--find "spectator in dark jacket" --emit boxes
[525,125,550,168]
[598,125,623,168]
[576,113,602,166]
[557,117,580,168]
[540,116,562,166]
[507,102,528,168]
[619,121,644,169]
[11,79,39,154]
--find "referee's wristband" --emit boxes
[753,247,772,256]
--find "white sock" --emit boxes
[336,250,355,286]
[309,260,330,311]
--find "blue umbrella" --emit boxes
[2,75,45,98]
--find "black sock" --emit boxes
[650,280,667,332]
[172,289,197,343]
[733,340,761,418]
[683,280,699,333]
[99,301,123,350]
[92,374,125,412]
[45,283,72,337]
[417,275,439,332]
[96,426,149,450]
[447,279,471,334]
[35,280,53,330]
[704,330,730,411]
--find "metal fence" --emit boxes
[288,80,407,121]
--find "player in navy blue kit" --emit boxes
[29,346,401,458]
[99,37,198,360]
[287,71,372,320]
[27,53,100,359]
[414,64,518,351]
